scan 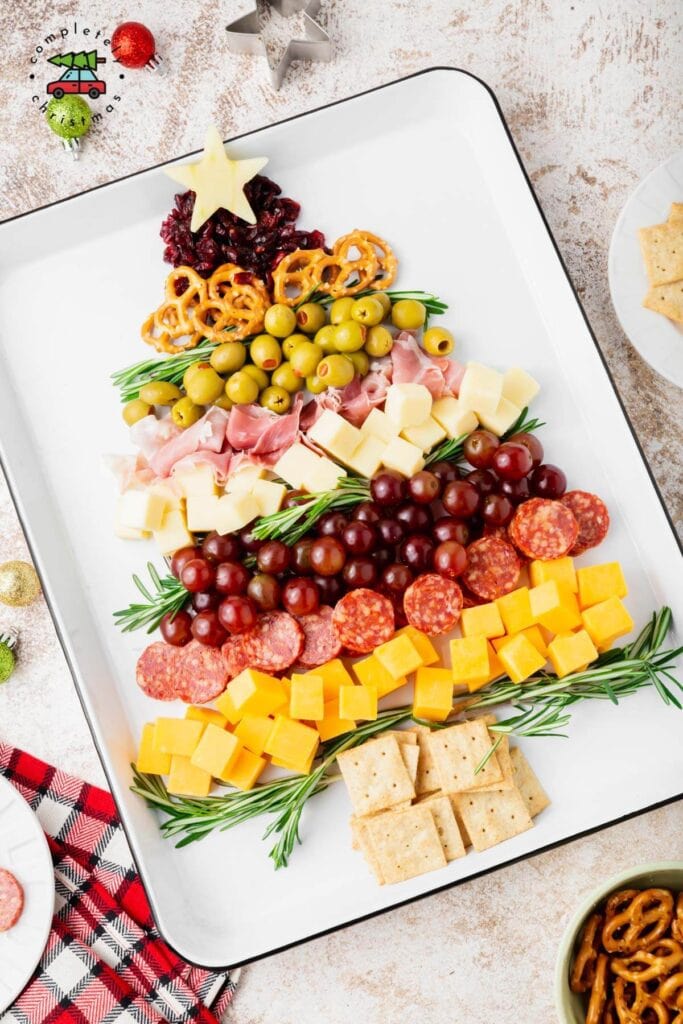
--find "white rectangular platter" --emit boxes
[0,68,681,968]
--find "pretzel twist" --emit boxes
[612,978,670,1024]
[271,231,398,306]
[571,913,603,993]
[672,896,683,944]
[603,890,674,956]
[660,974,683,1011]
[611,941,683,984]
[586,954,609,1024]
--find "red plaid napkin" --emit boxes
[0,744,238,1024]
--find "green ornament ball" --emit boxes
[0,645,15,684]
[45,96,92,140]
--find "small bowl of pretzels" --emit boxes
[555,862,683,1024]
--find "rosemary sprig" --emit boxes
[112,342,220,403]
[113,562,189,634]
[251,476,371,545]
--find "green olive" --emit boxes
[373,292,392,318]
[348,350,370,376]
[365,324,394,358]
[213,393,234,411]
[271,361,304,393]
[139,381,182,406]
[250,334,282,371]
[210,342,246,374]
[314,324,339,353]
[422,326,455,356]
[351,295,384,327]
[333,320,366,352]
[186,366,225,405]
[183,361,206,393]
[225,371,260,405]
[316,354,355,388]
[391,298,426,330]
[241,364,270,391]
[171,396,203,428]
[329,297,355,324]
[290,340,323,378]
[296,302,327,334]
[264,303,297,338]
[122,398,151,426]
[306,374,328,394]
[283,333,310,359]
[259,385,292,414]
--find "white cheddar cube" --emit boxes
[115,499,150,540]
[225,463,265,494]
[306,457,347,493]
[360,408,400,444]
[431,397,479,440]
[153,509,195,555]
[458,362,503,416]
[502,368,540,409]
[346,436,386,477]
[384,383,432,429]
[251,479,287,517]
[382,437,425,477]
[149,481,183,511]
[477,397,521,436]
[307,410,361,462]
[401,416,446,451]
[186,495,221,532]
[118,489,166,532]
[172,463,218,498]
[273,443,322,489]
[214,493,260,536]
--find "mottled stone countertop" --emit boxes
[0,1,681,1021]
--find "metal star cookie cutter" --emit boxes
[226,0,331,90]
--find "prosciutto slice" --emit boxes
[129,415,180,461]
[336,372,389,426]
[434,356,466,397]
[391,331,447,399]
[149,406,230,478]
[227,392,304,466]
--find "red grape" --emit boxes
[433,516,470,546]
[376,519,404,546]
[256,540,290,575]
[317,512,347,537]
[372,547,393,570]
[170,545,201,579]
[396,502,432,533]
[343,557,377,589]
[239,527,263,553]
[314,575,342,605]
[509,432,544,467]
[399,534,435,572]
[218,595,258,635]
[429,460,460,485]
[492,442,533,481]
[442,480,480,518]
[291,538,315,575]
[466,468,498,496]
[530,463,567,499]
[481,493,513,526]
[180,558,216,593]
[282,577,320,616]
[160,610,193,646]
[354,501,382,524]
[310,537,346,576]
[433,540,467,578]
[408,470,441,504]
[370,470,406,507]
[283,489,306,509]
[463,429,500,469]
[191,609,228,647]
[202,532,241,563]
[342,520,377,555]
[500,477,530,504]
[247,573,281,611]
[215,561,250,595]
[192,591,219,612]
[381,562,413,594]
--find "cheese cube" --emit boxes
[394,626,439,666]
[351,654,407,698]
[401,416,447,451]
[150,481,183,511]
[220,748,266,790]
[461,602,505,639]
[173,463,218,497]
[458,362,503,416]
[465,642,504,694]
[225,464,265,493]
[529,581,582,633]
[577,563,628,609]
[213,689,241,726]
[338,684,378,721]
[190,724,241,777]
[290,674,325,721]
[382,436,425,477]
[222,668,287,718]
[274,677,291,717]
[136,723,171,775]
[449,636,490,689]
[264,716,320,771]
[360,407,401,443]
[234,715,275,756]
[302,659,355,701]
[548,630,598,678]
[529,557,578,594]
[250,478,286,517]
[115,498,151,540]
[306,456,347,493]
[493,625,548,659]
[118,489,166,532]
[374,634,423,678]
[185,706,228,730]
[384,383,432,429]
[307,411,362,463]
[316,701,356,741]
[214,492,259,535]
[581,597,634,648]
[186,495,221,532]
[497,633,546,683]
[345,435,386,477]
[270,748,317,775]
[273,442,324,489]
[154,718,203,757]
[413,667,454,721]
[496,587,535,635]
[167,755,212,797]
[431,396,478,440]
[153,508,194,555]
[502,367,540,409]
[476,397,521,437]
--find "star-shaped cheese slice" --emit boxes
[165,126,268,231]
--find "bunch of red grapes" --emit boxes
[160,429,566,650]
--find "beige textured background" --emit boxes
[0,1,682,1021]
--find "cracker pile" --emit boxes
[639,202,683,324]
[337,717,550,886]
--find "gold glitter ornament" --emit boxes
[0,561,41,606]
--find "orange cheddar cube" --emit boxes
[220,668,287,719]
[167,754,212,797]
[461,602,505,639]
[154,718,203,757]
[234,715,274,756]
[352,654,407,698]
[493,625,548,659]
[529,556,577,593]
[581,597,634,649]
[190,724,241,777]
[136,723,171,776]
[413,667,453,721]
[317,701,356,741]
[496,587,535,635]
[220,748,266,790]
[306,659,355,701]
[497,633,546,684]
[395,625,439,665]
[213,689,241,726]
[185,706,228,730]
[577,562,628,609]
[339,684,377,721]
[529,581,582,634]
[374,634,423,678]
[450,636,490,690]
[547,629,598,678]
[264,715,320,771]
[270,747,317,775]
[289,674,325,721]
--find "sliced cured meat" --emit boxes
[135,642,181,701]
[560,490,610,555]
[331,589,394,654]
[296,606,342,668]
[0,868,24,932]
[462,536,522,600]
[508,498,579,560]
[221,635,251,678]
[240,612,304,672]
[403,573,463,636]
[176,640,230,704]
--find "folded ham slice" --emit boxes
[391,331,447,398]
[149,407,230,478]
[227,392,304,466]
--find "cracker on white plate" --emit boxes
[337,735,415,817]
[509,747,551,817]
[454,786,533,853]
[427,719,503,794]
[362,804,447,884]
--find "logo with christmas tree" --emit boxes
[46,49,107,100]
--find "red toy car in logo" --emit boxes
[47,68,106,99]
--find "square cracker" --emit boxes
[420,794,466,862]
[418,791,472,847]
[362,804,447,884]
[510,747,551,817]
[399,743,419,785]
[406,724,441,796]
[643,280,683,324]
[350,816,385,881]
[337,735,415,816]
[427,719,503,795]
[473,715,514,792]
[638,221,683,286]
[349,803,411,850]
[384,729,418,746]
[669,203,683,223]
[454,786,533,852]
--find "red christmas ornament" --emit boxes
[111,21,161,71]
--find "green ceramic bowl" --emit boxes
[554,861,683,1023]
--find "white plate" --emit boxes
[0,775,54,1012]
[0,68,681,969]
[608,148,683,388]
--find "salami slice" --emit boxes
[403,573,463,636]
[0,868,24,932]
[176,640,230,704]
[508,498,579,560]
[296,606,342,668]
[221,635,251,678]
[331,589,394,654]
[462,536,522,600]
[135,642,181,701]
[240,611,304,672]
[560,490,610,555]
